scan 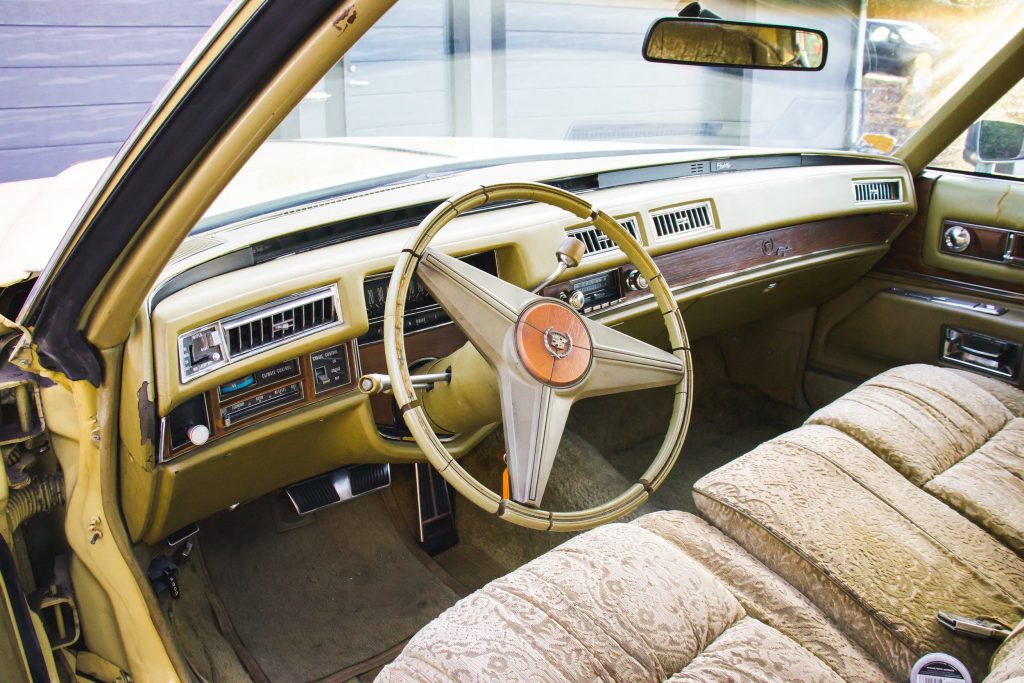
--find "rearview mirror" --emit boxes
[964,120,1024,164]
[643,17,827,71]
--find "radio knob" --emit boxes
[567,290,586,311]
[187,424,210,447]
[625,269,649,291]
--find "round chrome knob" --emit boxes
[943,225,971,253]
[567,290,586,311]
[625,269,649,291]
[187,424,210,447]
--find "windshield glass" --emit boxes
[197,0,1023,232]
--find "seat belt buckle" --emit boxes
[937,612,1012,640]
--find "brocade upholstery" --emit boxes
[378,514,881,682]
[806,365,1024,554]
[693,424,1024,681]
[989,620,1024,683]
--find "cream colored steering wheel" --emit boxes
[384,182,693,531]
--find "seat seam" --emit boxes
[553,528,747,676]
[640,517,861,683]
[693,484,923,656]
[870,372,1013,431]
[834,390,979,475]
[921,418,1024,486]
[778,427,1024,607]
[494,569,651,679]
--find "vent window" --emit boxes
[567,216,640,257]
[853,179,902,203]
[223,286,340,358]
[651,201,715,239]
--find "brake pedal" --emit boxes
[415,463,458,555]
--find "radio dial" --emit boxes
[567,290,586,311]
[625,269,649,291]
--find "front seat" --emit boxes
[377,512,889,682]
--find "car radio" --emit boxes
[553,268,626,314]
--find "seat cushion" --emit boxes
[806,364,1024,554]
[988,620,1024,683]
[377,513,890,682]
[693,424,1024,681]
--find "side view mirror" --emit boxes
[643,16,827,71]
[964,120,1024,164]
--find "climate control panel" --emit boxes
[160,341,356,462]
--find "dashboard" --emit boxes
[120,149,916,544]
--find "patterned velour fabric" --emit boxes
[377,514,883,682]
[806,364,1024,555]
[988,620,1024,683]
[694,423,1024,681]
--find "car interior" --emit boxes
[2,1,1024,682]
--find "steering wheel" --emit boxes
[384,182,692,531]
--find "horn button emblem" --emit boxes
[515,301,592,387]
[543,327,573,359]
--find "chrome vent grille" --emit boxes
[567,216,640,257]
[651,201,715,239]
[223,286,341,358]
[853,179,902,203]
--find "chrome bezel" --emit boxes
[177,283,343,383]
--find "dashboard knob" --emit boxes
[625,269,649,291]
[943,225,971,253]
[567,290,586,311]
[187,424,210,447]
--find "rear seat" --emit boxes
[806,364,1024,554]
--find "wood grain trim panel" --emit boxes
[162,341,358,460]
[617,213,906,304]
[875,177,1024,297]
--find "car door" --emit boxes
[806,81,1024,405]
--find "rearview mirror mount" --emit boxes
[642,16,827,71]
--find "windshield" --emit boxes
[197,0,1023,232]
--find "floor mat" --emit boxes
[599,383,808,514]
[198,492,462,682]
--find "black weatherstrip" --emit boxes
[26,0,343,385]
[0,536,48,683]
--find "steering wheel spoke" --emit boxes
[385,182,692,531]
[416,248,536,364]
[579,319,686,399]
[499,371,574,508]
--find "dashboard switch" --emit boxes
[187,425,210,447]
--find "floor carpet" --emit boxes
[198,492,462,682]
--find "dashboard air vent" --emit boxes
[223,286,341,358]
[853,179,902,203]
[567,216,640,257]
[651,201,715,239]
[178,284,343,383]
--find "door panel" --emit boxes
[809,172,1024,401]
[876,173,1024,294]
